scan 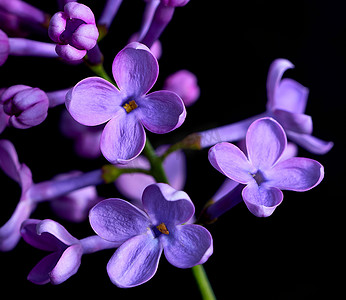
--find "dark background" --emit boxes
[0,0,344,299]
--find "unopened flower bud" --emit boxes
[0,85,49,129]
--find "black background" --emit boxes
[0,0,344,299]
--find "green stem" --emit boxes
[192,265,217,300]
[87,63,115,84]
[101,164,150,183]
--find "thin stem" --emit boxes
[192,265,217,300]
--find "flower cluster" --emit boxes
[0,1,332,298]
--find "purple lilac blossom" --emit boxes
[208,117,324,217]
[66,42,186,164]
[115,145,186,206]
[20,219,118,285]
[163,69,200,106]
[0,29,57,66]
[0,85,49,129]
[198,58,333,154]
[89,183,213,287]
[48,2,99,61]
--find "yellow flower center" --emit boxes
[156,223,169,235]
[123,100,138,113]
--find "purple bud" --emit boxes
[163,70,200,106]
[48,2,99,61]
[0,85,49,129]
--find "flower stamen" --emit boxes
[123,100,138,113]
[156,223,169,235]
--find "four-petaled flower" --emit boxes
[89,183,213,288]
[66,42,186,164]
[208,117,324,217]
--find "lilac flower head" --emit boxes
[0,85,49,129]
[89,183,213,287]
[208,117,324,217]
[48,2,99,61]
[20,219,83,285]
[163,70,200,106]
[66,42,186,164]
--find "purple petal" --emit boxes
[64,2,96,24]
[49,244,83,285]
[208,142,254,184]
[273,78,309,114]
[246,118,287,170]
[212,178,240,202]
[112,42,158,97]
[107,232,162,288]
[70,23,98,50]
[266,58,294,110]
[272,109,312,134]
[89,198,150,244]
[266,157,324,191]
[100,111,146,164]
[286,131,334,155]
[162,148,186,191]
[242,183,283,217]
[55,43,86,61]
[138,90,186,133]
[142,183,194,227]
[0,139,21,182]
[162,224,213,268]
[66,77,122,126]
[27,251,61,285]
[48,12,67,43]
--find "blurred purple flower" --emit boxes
[208,118,324,217]
[89,183,213,287]
[66,42,186,164]
[164,69,200,106]
[48,2,99,61]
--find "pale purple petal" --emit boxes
[100,111,146,164]
[66,77,122,126]
[71,23,99,50]
[89,198,150,244]
[273,78,309,113]
[48,12,67,43]
[138,90,186,133]
[286,130,334,155]
[266,58,294,110]
[162,224,213,268]
[64,2,96,24]
[242,183,283,217]
[208,142,254,184]
[112,42,158,97]
[266,157,324,191]
[107,232,162,288]
[55,43,86,61]
[27,252,61,285]
[0,139,21,182]
[49,244,83,285]
[142,183,194,227]
[246,118,287,170]
[272,109,312,134]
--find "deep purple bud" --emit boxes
[48,2,99,61]
[0,85,49,129]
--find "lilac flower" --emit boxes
[20,219,118,285]
[208,118,324,217]
[198,59,333,154]
[89,183,213,287]
[0,29,57,66]
[0,85,49,129]
[115,145,186,205]
[48,2,99,61]
[66,42,186,164]
[164,69,200,106]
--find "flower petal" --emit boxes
[50,244,83,285]
[286,131,334,155]
[266,157,324,191]
[162,224,213,268]
[242,183,283,217]
[208,142,254,184]
[112,42,158,97]
[272,109,312,134]
[246,118,287,170]
[107,232,162,288]
[138,90,186,133]
[273,78,309,114]
[266,58,294,110]
[89,198,150,244]
[142,183,194,227]
[66,77,122,126]
[100,111,146,164]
